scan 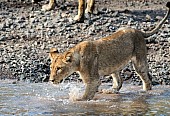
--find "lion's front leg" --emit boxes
[77,79,101,101]
[42,0,55,11]
[74,0,85,22]
[77,48,100,100]
[78,67,101,101]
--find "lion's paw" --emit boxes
[85,8,92,14]
[42,4,54,11]
[100,88,119,94]
[73,15,84,23]
[101,89,113,94]
[73,15,81,21]
[76,98,90,101]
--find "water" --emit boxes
[0,80,170,115]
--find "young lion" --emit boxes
[49,2,170,100]
[38,0,94,22]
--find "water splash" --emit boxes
[68,84,82,101]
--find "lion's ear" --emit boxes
[64,52,72,63]
[66,56,71,62]
[49,48,59,61]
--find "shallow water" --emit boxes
[0,80,170,115]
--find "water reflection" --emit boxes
[0,80,170,115]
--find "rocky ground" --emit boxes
[0,0,169,85]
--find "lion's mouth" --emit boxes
[49,79,63,84]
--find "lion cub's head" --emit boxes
[49,48,79,84]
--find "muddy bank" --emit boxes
[0,0,169,85]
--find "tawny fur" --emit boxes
[49,2,170,100]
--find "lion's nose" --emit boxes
[49,79,55,83]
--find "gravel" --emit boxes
[0,0,169,85]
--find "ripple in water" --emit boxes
[0,79,170,115]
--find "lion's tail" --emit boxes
[143,2,170,38]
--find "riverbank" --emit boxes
[0,0,169,85]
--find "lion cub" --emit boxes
[49,2,170,100]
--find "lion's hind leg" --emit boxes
[101,72,123,94]
[111,72,123,93]
[132,56,152,91]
